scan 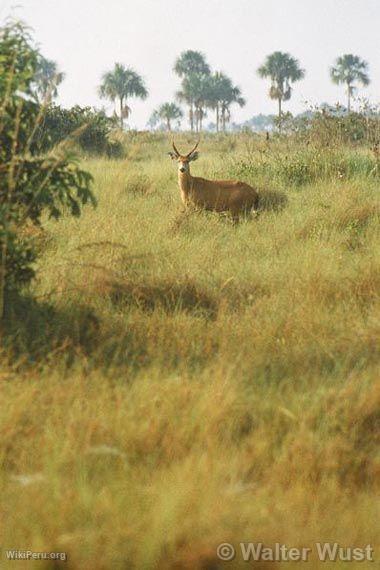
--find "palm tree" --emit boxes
[177,73,210,132]
[34,56,65,103]
[174,50,210,78]
[221,86,245,131]
[155,102,183,131]
[176,82,194,132]
[257,52,305,119]
[192,74,211,132]
[330,54,369,112]
[221,84,245,132]
[99,63,148,128]
[174,50,210,131]
[147,110,160,130]
[205,73,245,132]
[205,72,225,132]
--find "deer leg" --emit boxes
[229,210,240,226]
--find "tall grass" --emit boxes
[1,134,379,569]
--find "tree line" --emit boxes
[34,49,372,132]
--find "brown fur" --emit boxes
[170,141,259,220]
[178,171,259,218]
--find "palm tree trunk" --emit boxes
[347,83,351,113]
[167,118,171,131]
[190,102,194,132]
[119,97,124,129]
[216,104,219,132]
[278,97,283,132]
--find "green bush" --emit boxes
[35,105,124,157]
[307,109,380,146]
[0,21,96,312]
[272,106,380,146]
[232,146,379,188]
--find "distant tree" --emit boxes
[174,50,210,131]
[205,72,226,132]
[177,72,210,132]
[147,110,160,130]
[191,74,211,132]
[99,63,148,128]
[174,50,210,78]
[330,54,370,113]
[220,84,245,132]
[245,113,275,132]
[205,73,245,132]
[176,91,189,129]
[154,102,183,131]
[257,52,305,119]
[176,77,195,132]
[34,56,65,103]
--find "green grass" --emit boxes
[1,134,379,569]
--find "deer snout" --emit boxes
[179,166,186,173]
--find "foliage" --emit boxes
[266,104,380,145]
[243,113,276,132]
[0,21,95,307]
[147,109,160,130]
[35,104,123,156]
[98,63,148,128]
[257,51,305,117]
[173,49,210,77]
[150,102,183,131]
[174,50,210,132]
[177,72,211,131]
[1,134,379,567]
[330,54,370,112]
[33,55,65,103]
[306,106,380,146]
[174,52,245,133]
[232,143,379,188]
[205,72,245,132]
[1,19,379,569]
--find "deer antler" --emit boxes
[172,139,181,157]
[186,140,200,157]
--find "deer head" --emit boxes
[168,140,199,173]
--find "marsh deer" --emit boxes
[168,140,259,221]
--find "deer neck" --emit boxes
[178,170,193,202]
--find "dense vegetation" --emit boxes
[1,127,379,567]
[96,49,372,132]
[35,105,123,156]
[0,16,379,570]
[0,22,95,314]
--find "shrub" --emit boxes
[274,105,380,146]
[307,108,380,146]
[35,105,124,157]
[125,173,153,195]
[232,146,379,188]
[0,21,96,314]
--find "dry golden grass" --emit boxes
[0,134,379,568]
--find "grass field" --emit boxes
[1,133,379,569]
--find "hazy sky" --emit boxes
[1,0,379,128]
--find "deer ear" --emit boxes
[168,152,178,160]
[188,151,199,162]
